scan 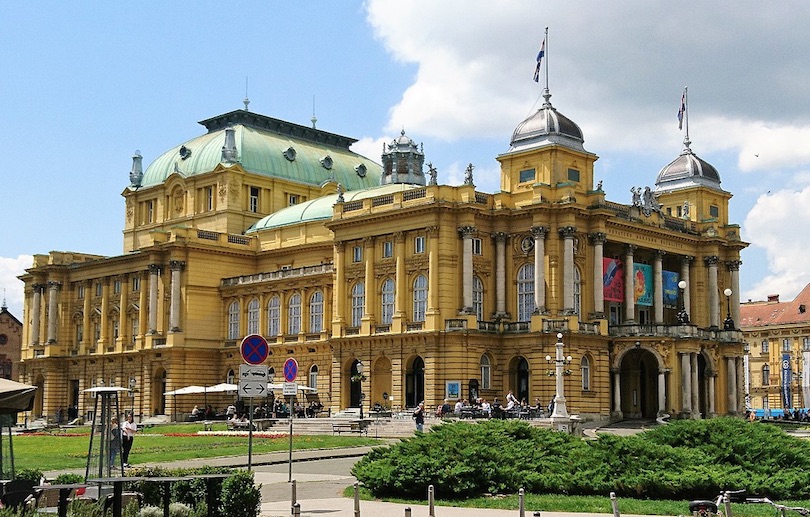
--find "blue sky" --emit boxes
[3,1,810,318]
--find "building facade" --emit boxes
[0,300,22,383]
[740,284,810,412]
[18,90,747,423]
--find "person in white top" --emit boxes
[506,390,518,410]
[121,413,138,467]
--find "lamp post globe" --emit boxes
[677,280,690,324]
[723,288,735,330]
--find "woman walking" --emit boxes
[121,413,138,467]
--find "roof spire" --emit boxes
[311,95,317,129]
[243,77,250,111]
[1,289,6,310]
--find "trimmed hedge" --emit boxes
[351,418,810,500]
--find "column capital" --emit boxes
[47,280,62,290]
[704,255,720,267]
[426,226,439,237]
[169,260,186,271]
[148,263,163,274]
[654,249,666,259]
[531,226,549,239]
[625,244,637,255]
[362,236,375,247]
[681,255,694,265]
[558,226,577,239]
[725,259,742,271]
[589,232,606,245]
[32,283,47,292]
[458,225,477,238]
[334,240,345,251]
[492,231,510,243]
[393,231,406,243]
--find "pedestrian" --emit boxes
[109,418,122,468]
[121,412,138,467]
[413,401,425,432]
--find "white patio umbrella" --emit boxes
[205,383,239,393]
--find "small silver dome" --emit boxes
[655,146,721,192]
[508,90,585,153]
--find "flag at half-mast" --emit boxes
[677,88,687,130]
[533,38,546,82]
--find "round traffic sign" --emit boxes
[240,334,269,365]
[283,357,298,382]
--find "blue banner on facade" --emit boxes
[782,353,792,408]
[662,271,679,307]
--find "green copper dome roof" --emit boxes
[138,110,381,190]
[246,183,423,233]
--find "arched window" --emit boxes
[309,364,319,391]
[267,296,280,336]
[226,369,235,384]
[381,278,395,325]
[413,275,427,322]
[351,283,365,327]
[227,301,240,340]
[581,355,591,391]
[762,364,770,386]
[247,298,260,335]
[473,276,484,321]
[309,291,324,333]
[288,293,302,335]
[517,264,535,321]
[480,355,491,390]
[573,267,582,316]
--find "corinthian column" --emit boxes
[559,226,576,314]
[531,227,548,313]
[30,284,44,345]
[705,256,719,328]
[148,264,161,335]
[493,232,509,316]
[47,281,61,343]
[624,245,636,323]
[169,260,185,332]
[590,233,606,316]
[458,226,477,314]
[653,251,665,324]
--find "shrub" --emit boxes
[219,471,261,517]
[54,472,85,484]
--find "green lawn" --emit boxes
[11,423,378,471]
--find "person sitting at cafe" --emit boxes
[440,399,452,417]
[191,405,200,420]
[480,399,491,417]
[454,399,464,416]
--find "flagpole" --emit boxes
[683,86,690,149]
[544,26,549,92]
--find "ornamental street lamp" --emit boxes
[677,280,690,324]
[545,333,571,422]
[723,288,735,330]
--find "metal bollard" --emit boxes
[519,488,525,517]
[610,492,620,517]
[405,508,412,517]
[354,481,361,517]
[291,502,300,517]
[428,484,435,517]
[291,479,297,508]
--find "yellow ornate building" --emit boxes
[740,284,810,412]
[18,88,747,423]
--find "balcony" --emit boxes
[608,323,743,342]
[222,263,333,287]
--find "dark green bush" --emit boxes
[352,417,810,501]
[219,470,261,517]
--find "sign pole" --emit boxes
[248,396,254,471]
[288,395,293,482]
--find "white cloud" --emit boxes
[0,255,31,318]
[743,188,810,301]
[351,137,386,165]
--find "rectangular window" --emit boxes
[112,320,119,340]
[77,284,85,299]
[94,323,101,342]
[76,323,83,343]
[131,316,138,343]
[709,205,719,218]
[519,168,535,183]
[414,236,425,254]
[205,186,214,211]
[289,194,299,206]
[113,280,121,295]
[132,276,140,292]
[783,338,791,352]
[567,168,580,182]
[249,186,259,213]
[146,200,154,223]
[804,337,810,351]
[382,241,393,258]
[95,283,103,297]
[352,246,362,263]
[472,237,482,256]
[676,205,682,217]
[761,339,769,353]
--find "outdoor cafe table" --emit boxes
[34,483,88,517]
[87,477,145,517]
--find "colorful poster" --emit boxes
[603,258,623,302]
[662,271,680,307]
[633,264,653,306]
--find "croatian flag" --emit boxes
[677,89,686,130]
[533,39,545,82]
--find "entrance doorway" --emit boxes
[619,348,659,418]
[405,356,425,408]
